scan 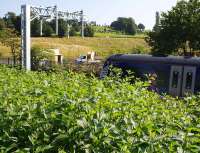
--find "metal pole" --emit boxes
[67,23,70,39]
[21,5,31,70]
[55,5,58,36]
[40,18,43,36]
[81,10,84,38]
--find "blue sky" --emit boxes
[0,0,177,30]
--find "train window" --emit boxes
[172,71,179,88]
[185,72,193,89]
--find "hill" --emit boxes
[0,36,150,59]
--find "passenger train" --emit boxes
[100,54,200,96]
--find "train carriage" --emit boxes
[100,54,200,96]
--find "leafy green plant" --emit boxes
[31,46,54,71]
[0,65,199,152]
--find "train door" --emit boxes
[169,66,196,96]
[169,66,183,96]
[181,66,196,96]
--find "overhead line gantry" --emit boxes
[21,5,84,70]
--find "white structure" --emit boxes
[50,49,63,64]
[21,4,84,70]
[21,5,31,70]
[87,51,95,61]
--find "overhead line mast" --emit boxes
[21,5,85,70]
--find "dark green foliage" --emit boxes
[0,66,200,152]
[146,0,200,55]
[84,26,94,37]
[13,16,21,34]
[31,19,40,37]
[69,27,77,36]
[49,19,56,34]
[1,12,83,38]
[3,12,16,29]
[111,17,137,35]
[69,19,81,32]
[43,22,54,37]
[31,46,54,71]
[3,12,21,34]
[138,23,145,31]
[58,19,67,37]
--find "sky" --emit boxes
[0,0,177,30]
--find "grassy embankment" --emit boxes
[0,36,150,60]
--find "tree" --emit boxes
[31,19,40,37]
[0,28,20,64]
[146,0,200,55]
[43,22,54,37]
[13,16,21,34]
[111,17,137,35]
[4,12,16,29]
[138,23,145,31]
[84,26,94,37]
[58,19,67,37]
[70,19,80,32]
[2,12,21,34]
[69,27,77,36]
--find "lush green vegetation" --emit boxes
[0,36,149,61]
[0,28,20,64]
[111,17,138,35]
[31,37,149,59]
[146,0,200,55]
[0,65,200,152]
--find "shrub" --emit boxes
[69,27,77,36]
[84,26,95,37]
[0,66,200,152]
[43,24,54,37]
[31,46,54,71]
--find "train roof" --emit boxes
[107,54,200,66]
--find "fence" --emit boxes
[0,58,20,66]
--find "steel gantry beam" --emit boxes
[21,4,85,70]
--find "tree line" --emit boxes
[0,12,95,37]
[0,12,146,37]
[111,17,145,35]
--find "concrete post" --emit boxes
[81,10,84,38]
[40,19,43,36]
[67,23,70,39]
[55,5,58,36]
[21,5,31,70]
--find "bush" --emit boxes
[58,19,67,37]
[69,27,77,36]
[84,26,94,37]
[31,46,54,71]
[0,66,200,152]
[43,24,54,37]
[111,17,137,35]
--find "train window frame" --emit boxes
[172,71,179,88]
[185,72,193,90]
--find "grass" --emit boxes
[94,32,142,38]
[0,45,11,57]
[0,36,150,60]
[32,36,150,59]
